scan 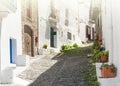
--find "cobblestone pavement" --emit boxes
[18,47,91,86]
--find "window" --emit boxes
[65,19,69,26]
[26,0,32,18]
[61,31,63,37]
[65,8,69,26]
[67,32,72,40]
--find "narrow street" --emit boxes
[1,0,120,86]
[18,47,92,86]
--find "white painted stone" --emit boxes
[38,49,43,55]
[0,67,14,84]
[16,55,29,66]
[96,63,102,78]
[38,0,89,50]
[0,0,22,71]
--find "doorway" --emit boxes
[50,27,57,47]
[24,25,33,56]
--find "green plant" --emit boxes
[72,43,79,48]
[84,64,100,86]
[101,64,116,73]
[61,45,73,50]
[43,44,47,49]
[100,63,116,78]
[99,51,109,57]
[92,51,101,62]
[61,45,65,50]
[92,41,99,49]
[64,45,72,50]
[92,51,109,63]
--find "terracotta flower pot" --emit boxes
[99,42,102,45]
[101,66,116,78]
[100,56,108,62]
[43,46,47,49]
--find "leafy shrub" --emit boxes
[84,65,100,86]
[72,43,79,48]
[61,45,65,50]
[92,51,109,63]
[92,51,101,62]
[64,45,73,50]
[92,41,100,50]
[61,43,79,51]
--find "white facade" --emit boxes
[99,0,120,85]
[102,0,119,68]
[38,0,89,51]
[0,0,22,83]
[79,1,90,42]
[38,0,51,49]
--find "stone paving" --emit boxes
[18,47,91,86]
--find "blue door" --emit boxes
[9,38,17,63]
[10,38,12,63]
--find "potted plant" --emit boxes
[92,51,101,62]
[43,44,47,49]
[61,45,65,51]
[99,51,108,62]
[100,64,116,78]
[98,40,102,45]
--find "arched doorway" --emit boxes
[24,25,33,56]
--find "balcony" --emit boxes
[49,9,59,28]
[0,0,17,13]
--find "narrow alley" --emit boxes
[2,0,120,86]
[18,46,93,86]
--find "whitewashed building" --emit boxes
[38,0,51,50]
[0,0,22,83]
[78,0,91,42]
[38,0,91,52]
[96,0,120,86]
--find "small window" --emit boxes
[61,31,63,37]
[67,32,72,40]
[65,19,69,26]
[65,8,69,26]
[26,0,32,18]
[73,35,75,41]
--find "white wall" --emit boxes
[80,23,86,42]
[0,0,22,70]
[101,0,113,63]
[38,0,89,50]
[58,0,82,47]
[38,0,50,48]
[102,0,120,80]
[100,1,120,85]
[79,1,90,43]
[111,0,120,79]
